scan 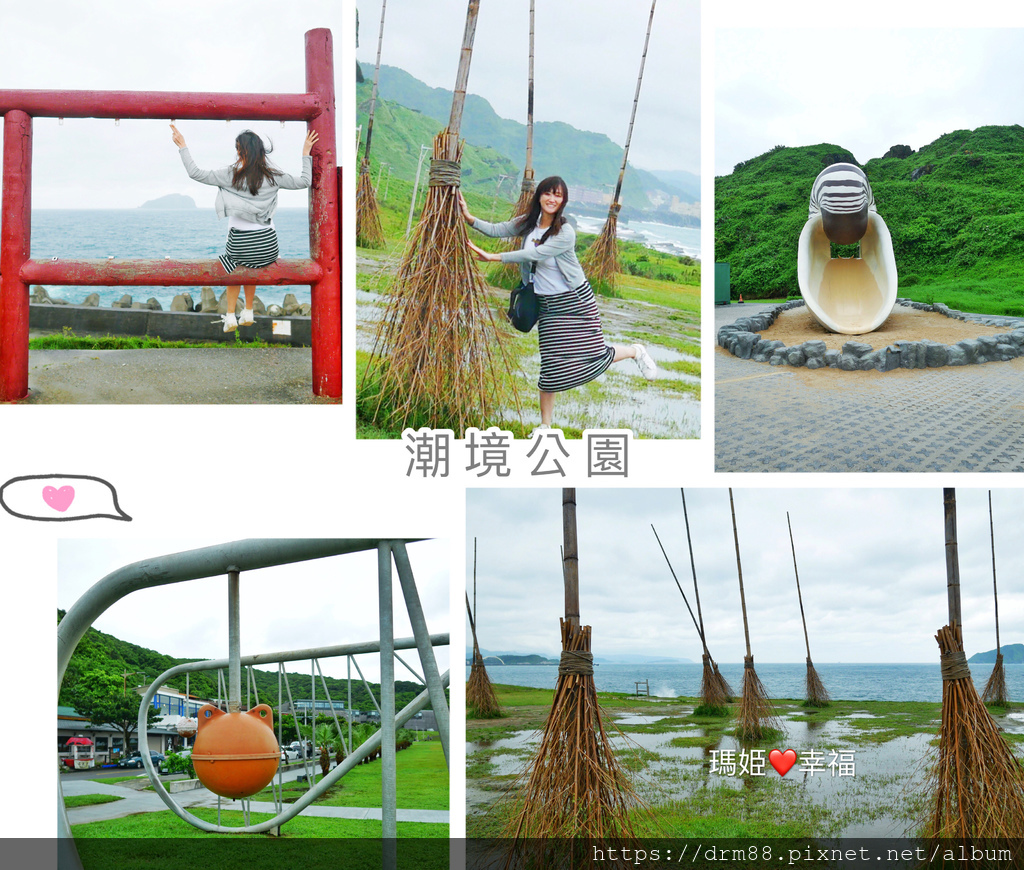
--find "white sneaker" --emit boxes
[632,344,657,380]
[239,309,255,327]
[530,423,551,438]
[220,313,238,333]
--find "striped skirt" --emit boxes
[219,227,279,273]
[537,281,615,392]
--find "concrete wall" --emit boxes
[30,304,312,346]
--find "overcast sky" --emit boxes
[466,488,1024,665]
[57,538,449,688]
[0,0,343,208]
[716,27,1024,177]
[356,0,700,176]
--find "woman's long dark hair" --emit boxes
[232,130,283,195]
[514,175,569,244]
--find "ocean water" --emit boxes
[466,661,1024,704]
[574,214,700,260]
[29,208,312,309]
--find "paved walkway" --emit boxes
[62,776,448,826]
[714,303,1024,472]
[25,347,337,404]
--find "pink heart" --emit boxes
[43,485,75,512]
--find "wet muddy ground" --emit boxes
[466,690,1024,838]
[357,252,701,438]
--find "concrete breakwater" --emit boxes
[30,286,311,346]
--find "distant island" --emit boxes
[969,643,1024,664]
[139,194,196,209]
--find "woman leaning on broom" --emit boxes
[460,176,656,429]
[170,124,318,332]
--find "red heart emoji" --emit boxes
[769,748,797,776]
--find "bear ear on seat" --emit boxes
[196,704,225,729]
[247,704,274,726]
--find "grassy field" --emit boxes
[64,794,125,808]
[466,683,1023,840]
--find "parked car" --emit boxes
[118,750,165,769]
[281,746,301,762]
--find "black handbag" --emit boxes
[508,263,539,332]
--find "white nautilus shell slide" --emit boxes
[797,162,898,334]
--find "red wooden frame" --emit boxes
[0,28,340,400]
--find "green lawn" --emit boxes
[251,739,448,809]
[64,794,125,808]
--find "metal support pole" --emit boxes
[405,144,429,236]
[378,541,398,846]
[392,541,450,765]
[227,570,241,712]
[305,27,341,398]
[1,109,32,401]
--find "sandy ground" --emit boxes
[761,306,1010,349]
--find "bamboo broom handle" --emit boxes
[681,489,708,641]
[943,488,961,629]
[651,523,707,651]
[362,0,387,165]
[611,0,657,205]
[524,0,535,179]
[787,512,813,661]
[473,536,477,632]
[447,0,481,157]
[729,488,753,659]
[562,488,580,630]
[989,491,1001,653]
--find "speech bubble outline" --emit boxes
[0,474,132,522]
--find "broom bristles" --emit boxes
[982,652,1010,706]
[363,128,522,435]
[581,205,621,293]
[737,658,785,741]
[697,653,728,712]
[804,658,831,708]
[355,163,386,249]
[487,178,535,289]
[504,619,644,842]
[467,649,502,719]
[713,663,735,702]
[930,623,1024,839]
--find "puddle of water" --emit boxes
[615,714,667,726]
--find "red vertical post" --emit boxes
[1,110,32,401]
[305,28,341,398]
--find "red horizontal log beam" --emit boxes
[19,258,323,286]
[0,90,321,121]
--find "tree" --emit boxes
[64,671,161,755]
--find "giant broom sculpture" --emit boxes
[489,0,538,290]
[355,0,387,249]
[930,488,1024,839]
[651,522,729,713]
[729,488,784,741]
[506,489,640,849]
[364,0,522,434]
[682,489,734,706]
[581,0,657,293]
[466,538,501,718]
[787,512,830,708]
[982,491,1010,707]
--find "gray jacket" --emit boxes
[178,147,312,226]
[471,216,587,290]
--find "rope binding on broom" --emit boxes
[744,655,754,670]
[558,649,594,676]
[940,650,970,681]
[429,159,462,187]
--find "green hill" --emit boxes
[969,643,1024,665]
[715,126,1024,316]
[57,610,430,714]
[358,64,696,221]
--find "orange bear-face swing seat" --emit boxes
[192,703,280,798]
